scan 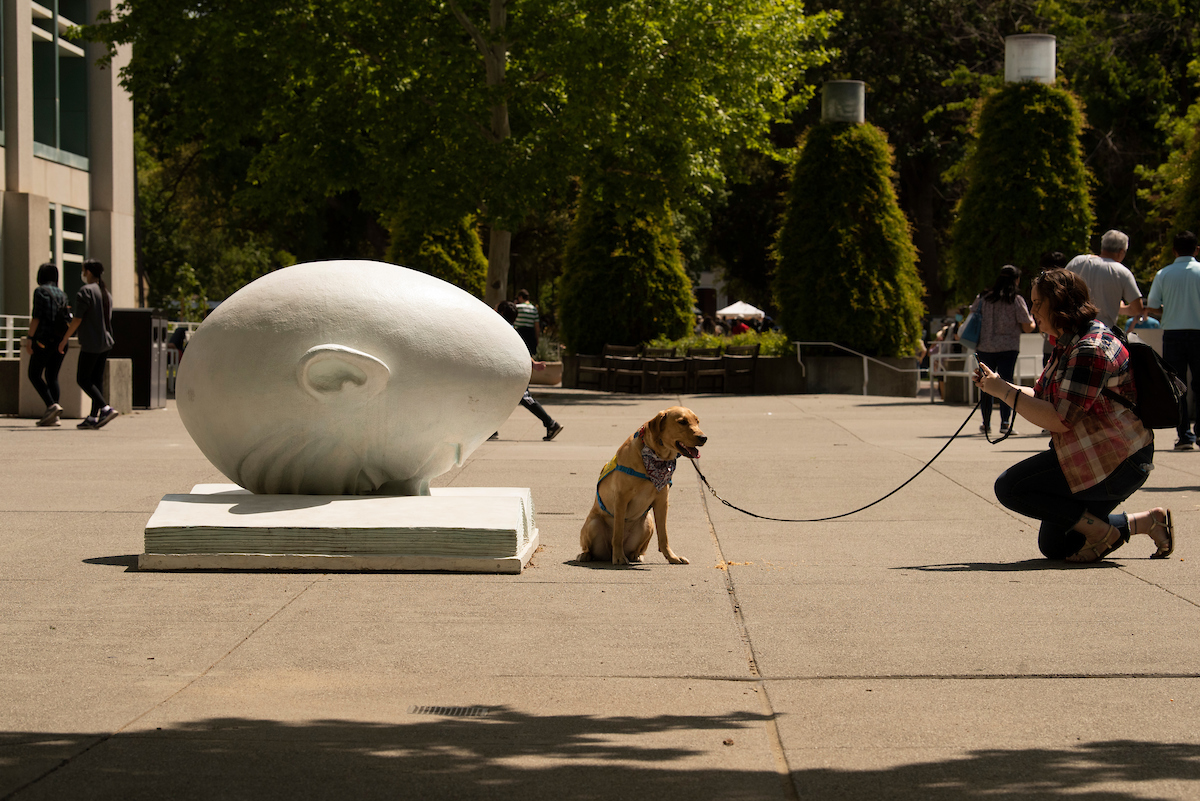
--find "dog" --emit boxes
[578,406,706,565]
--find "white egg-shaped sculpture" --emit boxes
[175,260,531,496]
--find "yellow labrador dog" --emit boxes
[578,406,706,565]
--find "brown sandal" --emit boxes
[1147,509,1175,559]
[1066,524,1123,563]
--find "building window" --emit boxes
[51,204,88,298]
[32,0,88,169]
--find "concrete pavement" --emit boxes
[2,388,1199,799]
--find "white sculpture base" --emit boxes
[139,484,539,574]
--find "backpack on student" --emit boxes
[1102,329,1186,429]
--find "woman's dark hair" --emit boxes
[985,264,1021,303]
[496,299,518,324]
[1032,268,1098,335]
[36,262,58,287]
[83,259,111,317]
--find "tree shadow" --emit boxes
[3,714,1197,800]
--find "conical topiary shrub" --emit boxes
[772,121,925,357]
[386,209,488,298]
[949,81,1093,296]
[558,188,694,355]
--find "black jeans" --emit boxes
[76,350,109,417]
[994,442,1154,559]
[520,388,555,428]
[27,342,65,407]
[1162,329,1200,444]
[975,349,1019,429]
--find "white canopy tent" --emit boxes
[715,301,765,320]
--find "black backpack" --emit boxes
[1102,329,1186,429]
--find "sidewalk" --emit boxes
[2,389,1198,799]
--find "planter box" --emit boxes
[563,352,916,396]
[530,361,563,386]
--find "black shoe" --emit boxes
[77,417,99,430]
[543,422,564,441]
[95,407,120,428]
[1174,439,1195,451]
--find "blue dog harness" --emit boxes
[595,426,676,518]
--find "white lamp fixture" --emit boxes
[1004,34,1056,84]
[822,81,865,123]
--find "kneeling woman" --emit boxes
[974,268,1174,562]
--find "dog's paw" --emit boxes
[612,553,630,566]
[576,551,593,563]
[664,552,690,565]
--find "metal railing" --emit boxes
[0,315,32,360]
[793,341,923,396]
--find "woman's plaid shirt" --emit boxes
[1035,320,1153,492]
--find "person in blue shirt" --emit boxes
[1145,231,1200,450]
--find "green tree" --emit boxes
[773,122,925,357]
[949,81,1093,296]
[135,131,293,316]
[558,185,694,355]
[1137,61,1200,276]
[88,0,834,308]
[386,209,488,298]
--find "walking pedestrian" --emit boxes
[59,259,119,429]
[23,262,72,426]
[513,289,540,356]
[1065,230,1144,329]
[964,265,1036,436]
[1144,231,1200,450]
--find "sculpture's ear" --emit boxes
[296,345,390,403]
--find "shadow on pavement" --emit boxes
[893,560,1122,572]
[4,716,1198,800]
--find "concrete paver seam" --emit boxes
[693,468,798,801]
[2,577,323,800]
[1115,567,1200,609]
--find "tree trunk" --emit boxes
[485,228,511,308]
[900,155,945,319]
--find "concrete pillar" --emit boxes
[88,0,137,308]
[4,0,35,193]
[2,192,51,314]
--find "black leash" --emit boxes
[687,398,1013,523]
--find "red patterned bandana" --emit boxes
[640,446,676,490]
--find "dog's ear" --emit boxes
[646,410,667,448]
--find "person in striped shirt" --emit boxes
[513,289,540,356]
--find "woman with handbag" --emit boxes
[960,265,1036,436]
[974,268,1174,562]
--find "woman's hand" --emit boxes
[973,361,1005,398]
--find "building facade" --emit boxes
[1,0,134,314]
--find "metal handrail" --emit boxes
[0,315,32,360]
[793,341,922,396]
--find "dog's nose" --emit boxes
[696,435,707,446]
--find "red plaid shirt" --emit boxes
[1034,320,1153,492]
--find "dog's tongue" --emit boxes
[678,442,701,460]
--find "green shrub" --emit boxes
[1136,64,1200,278]
[648,330,794,357]
[558,188,694,355]
[386,209,487,298]
[772,121,925,358]
[949,81,1093,296]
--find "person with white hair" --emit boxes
[1065,229,1144,329]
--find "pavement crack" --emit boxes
[693,468,798,801]
[3,578,322,800]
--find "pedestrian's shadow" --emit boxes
[894,559,1121,572]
